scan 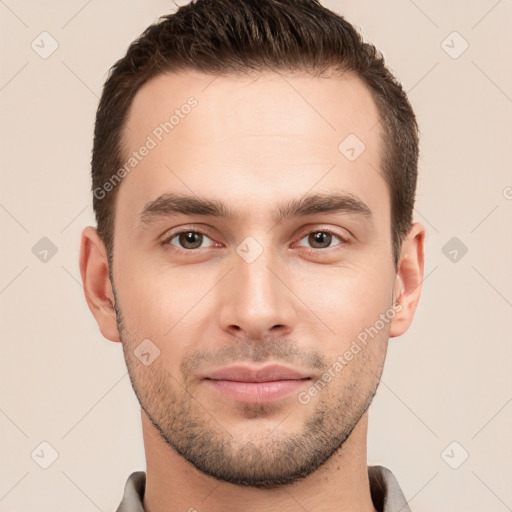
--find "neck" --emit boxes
[141,411,377,512]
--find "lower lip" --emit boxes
[205,379,310,403]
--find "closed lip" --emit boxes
[203,364,311,382]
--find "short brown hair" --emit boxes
[91,0,418,267]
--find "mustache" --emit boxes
[181,337,328,374]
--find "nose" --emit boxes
[218,247,297,342]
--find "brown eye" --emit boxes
[296,230,345,250]
[178,232,203,249]
[166,231,215,250]
[308,232,333,248]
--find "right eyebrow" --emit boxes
[137,193,234,228]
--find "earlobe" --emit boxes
[79,226,121,342]
[389,222,425,338]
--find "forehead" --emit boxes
[117,69,387,224]
[123,68,381,147]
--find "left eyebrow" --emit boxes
[136,191,373,228]
[272,192,373,224]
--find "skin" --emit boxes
[80,69,424,512]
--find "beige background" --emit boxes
[1,0,511,510]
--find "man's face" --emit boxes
[110,70,398,487]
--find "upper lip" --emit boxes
[204,364,311,382]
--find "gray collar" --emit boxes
[116,465,411,512]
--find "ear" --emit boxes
[389,222,425,338]
[79,226,120,342]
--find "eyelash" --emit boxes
[161,227,350,253]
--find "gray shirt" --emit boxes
[116,465,411,512]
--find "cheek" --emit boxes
[290,260,394,343]
[114,254,220,345]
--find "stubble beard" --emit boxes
[113,292,384,489]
